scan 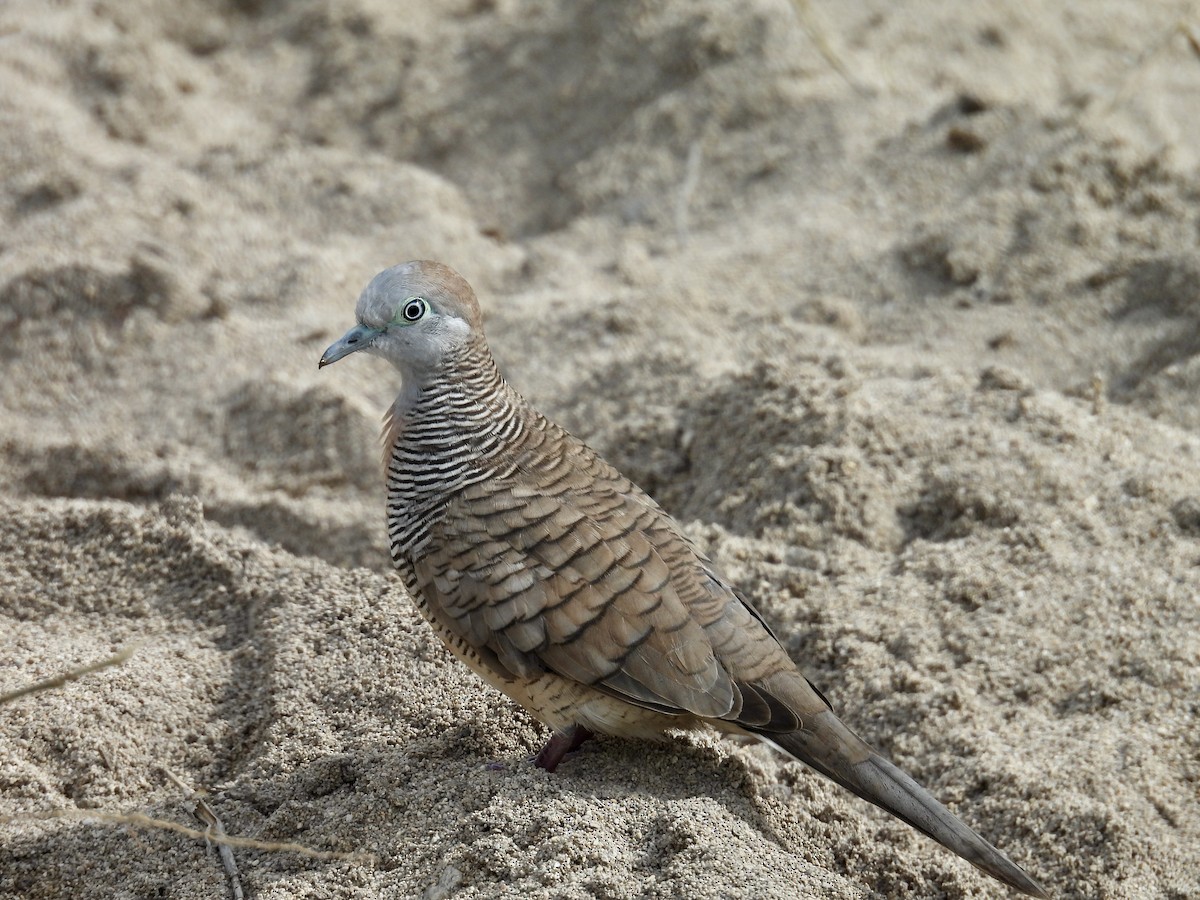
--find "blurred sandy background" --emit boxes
[2,1,1199,897]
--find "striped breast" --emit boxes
[384,341,524,565]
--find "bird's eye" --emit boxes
[401,297,428,322]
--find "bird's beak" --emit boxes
[319,324,380,368]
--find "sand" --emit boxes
[1,1,1198,897]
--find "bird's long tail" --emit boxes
[759,709,1049,898]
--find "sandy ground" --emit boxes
[2,1,1199,897]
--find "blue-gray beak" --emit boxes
[319,324,380,368]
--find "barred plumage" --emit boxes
[382,342,522,561]
[319,260,1048,898]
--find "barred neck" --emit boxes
[403,340,522,456]
[385,338,526,560]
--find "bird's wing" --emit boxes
[409,431,821,729]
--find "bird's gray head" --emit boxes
[319,261,484,375]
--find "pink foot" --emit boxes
[533,725,594,773]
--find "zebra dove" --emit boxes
[319,261,1049,897]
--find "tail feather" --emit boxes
[762,711,1049,898]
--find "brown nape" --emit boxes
[409,260,485,330]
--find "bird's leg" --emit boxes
[533,725,594,773]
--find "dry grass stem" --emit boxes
[789,0,868,94]
[0,643,141,705]
[0,807,374,865]
[164,768,245,900]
